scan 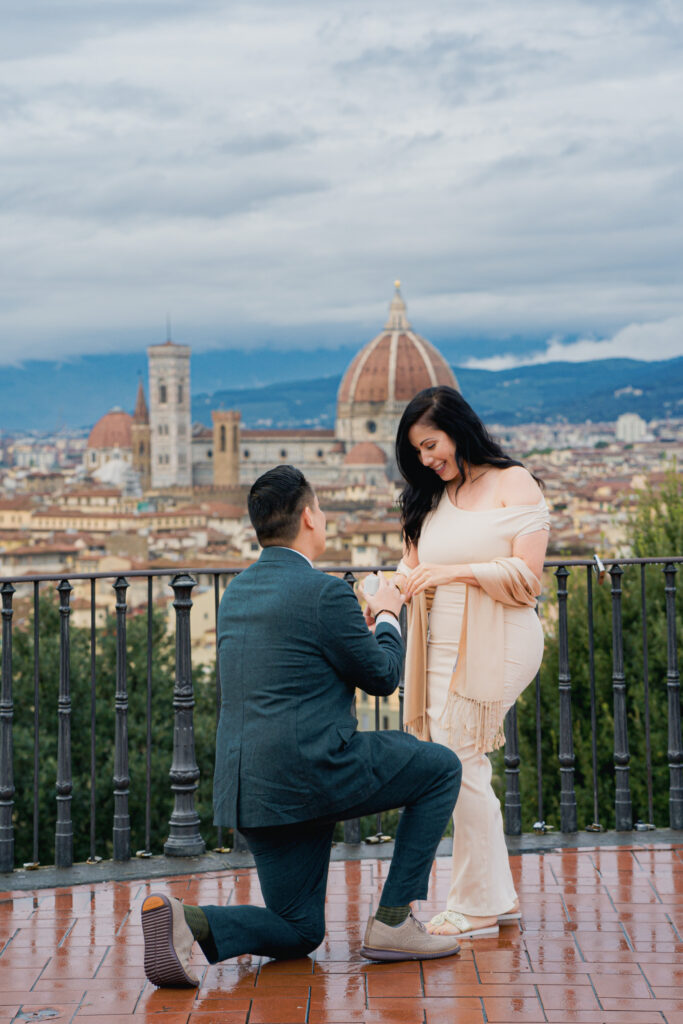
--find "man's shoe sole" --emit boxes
[141,894,199,988]
[360,941,460,962]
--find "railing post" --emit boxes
[609,564,632,830]
[56,579,74,867]
[585,566,601,829]
[342,570,360,844]
[165,574,206,857]
[0,582,16,872]
[555,566,577,832]
[664,564,683,829]
[503,704,522,835]
[30,582,41,868]
[113,577,131,861]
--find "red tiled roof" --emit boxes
[343,442,387,465]
[87,409,133,450]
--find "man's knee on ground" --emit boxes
[289,919,325,958]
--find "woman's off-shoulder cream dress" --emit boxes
[417,491,550,917]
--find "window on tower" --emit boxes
[220,425,226,452]
[178,384,183,403]
[159,382,167,404]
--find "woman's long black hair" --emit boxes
[396,386,526,548]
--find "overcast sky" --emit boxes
[1,0,682,368]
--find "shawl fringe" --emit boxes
[403,715,427,740]
[439,689,506,754]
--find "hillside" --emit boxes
[0,353,680,433]
[194,357,683,429]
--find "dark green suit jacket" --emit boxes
[213,546,414,828]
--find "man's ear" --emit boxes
[301,505,314,530]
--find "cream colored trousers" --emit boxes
[426,583,544,918]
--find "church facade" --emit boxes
[84,285,459,492]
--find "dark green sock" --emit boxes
[375,904,410,926]
[183,903,210,942]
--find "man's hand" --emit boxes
[360,571,404,627]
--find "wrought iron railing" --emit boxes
[0,556,681,874]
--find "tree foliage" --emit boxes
[7,597,217,867]
[492,468,683,832]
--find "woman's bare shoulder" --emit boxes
[496,465,543,506]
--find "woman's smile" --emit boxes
[407,421,458,480]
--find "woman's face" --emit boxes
[407,419,458,481]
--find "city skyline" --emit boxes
[2,1,683,367]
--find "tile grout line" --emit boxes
[600,879,621,917]
[471,947,482,983]
[666,912,683,944]
[0,927,18,955]
[586,971,604,1011]
[91,943,111,978]
[617,919,636,952]
[57,916,77,948]
[533,982,549,1022]
[29,953,52,992]
[115,907,132,938]
[569,926,587,963]
[636,960,657,999]
[646,874,664,905]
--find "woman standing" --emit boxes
[394,386,549,940]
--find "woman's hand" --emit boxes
[404,563,478,598]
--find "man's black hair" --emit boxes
[248,465,316,545]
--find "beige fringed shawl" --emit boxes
[402,556,541,753]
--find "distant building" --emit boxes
[85,407,134,475]
[616,413,647,443]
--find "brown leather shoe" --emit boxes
[360,910,461,962]
[141,893,200,988]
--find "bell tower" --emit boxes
[148,337,192,488]
[212,410,241,487]
[131,378,151,491]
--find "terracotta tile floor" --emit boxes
[1,844,683,1024]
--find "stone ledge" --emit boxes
[1,828,681,892]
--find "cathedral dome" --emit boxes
[336,284,458,450]
[343,442,387,465]
[87,408,134,450]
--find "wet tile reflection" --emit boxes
[1,844,683,1022]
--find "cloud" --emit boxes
[463,316,683,369]
[0,0,682,363]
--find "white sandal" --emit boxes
[428,910,499,940]
[498,910,522,923]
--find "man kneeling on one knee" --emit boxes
[142,465,462,986]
